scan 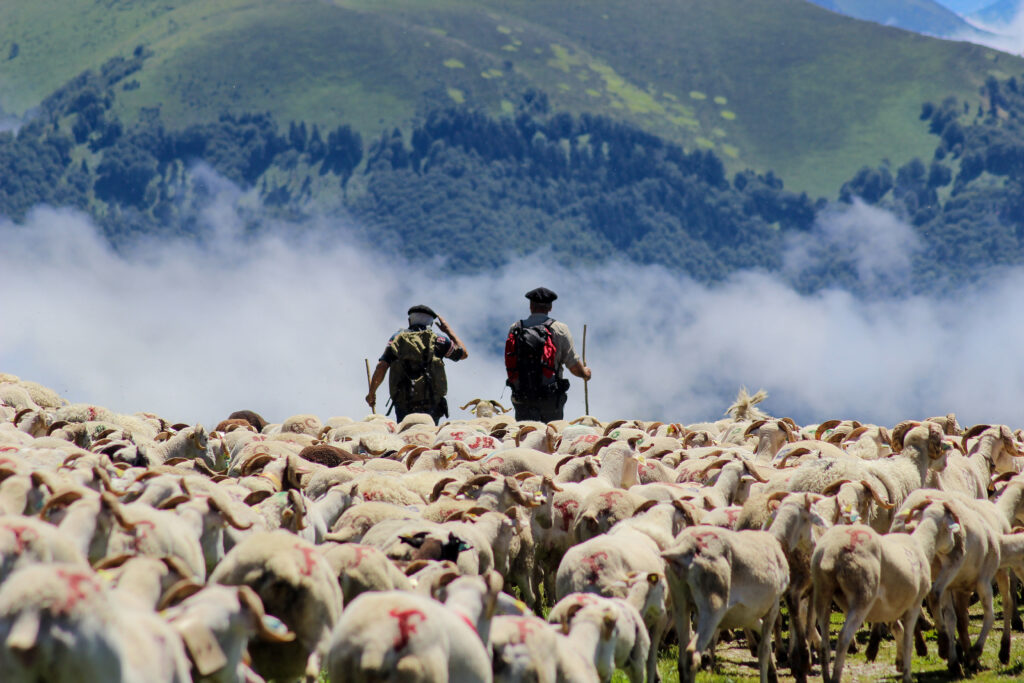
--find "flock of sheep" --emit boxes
[1,374,1023,683]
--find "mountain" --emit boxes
[935,0,1005,13]
[970,0,1023,23]
[1,0,1020,197]
[803,0,998,40]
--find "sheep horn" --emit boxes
[93,553,135,570]
[589,436,616,455]
[505,476,540,507]
[237,585,296,642]
[157,579,205,610]
[633,499,660,516]
[699,457,735,476]
[766,490,792,504]
[603,420,628,436]
[47,420,71,435]
[821,479,854,496]
[243,490,273,506]
[860,479,895,509]
[457,474,497,496]
[961,424,992,452]
[743,419,768,438]
[890,420,921,453]
[208,495,253,530]
[814,419,842,441]
[158,495,192,510]
[101,491,137,530]
[742,460,769,483]
[40,489,85,517]
[459,399,482,410]
[429,477,458,502]
[286,489,307,530]
[513,425,538,447]
[240,453,274,476]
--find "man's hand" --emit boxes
[365,392,376,409]
[581,366,592,381]
[435,315,451,334]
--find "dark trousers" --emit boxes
[512,392,568,423]
[394,398,448,424]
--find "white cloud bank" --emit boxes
[957,7,1024,55]
[3,185,1024,429]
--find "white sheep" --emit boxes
[661,525,789,683]
[209,530,343,681]
[811,499,961,683]
[325,572,503,682]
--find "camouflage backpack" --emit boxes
[387,329,447,411]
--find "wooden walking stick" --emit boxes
[582,324,589,416]
[365,358,376,414]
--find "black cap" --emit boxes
[525,287,558,304]
[407,304,437,318]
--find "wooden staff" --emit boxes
[582,324,589,416]
[365,358,375,414]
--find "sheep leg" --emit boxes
[1014,573,1024,631]
[687,597,728,681]
[673,599,694,683]
[813,580,835,683]
[968,581,995,669]
[895,607,920,683]
[864,622,886,662]
[937,593,962,677]
[785,590,809,683]
[832,603,871,683]
[759,603,781,683]
[998,568,1013,664]
[646,618,667,683]
[914,618,928,657]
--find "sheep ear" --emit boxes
[437,571,461,588]
[244,490,273,506]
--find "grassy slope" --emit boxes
[2,0,1022,196]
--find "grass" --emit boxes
[606,597,1024,683]
[3,0,1023,196]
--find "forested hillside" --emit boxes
[6,49,1024,295]
[1,0,1019,197]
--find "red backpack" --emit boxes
[505,318,558,400]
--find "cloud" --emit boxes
[955,7,1024,55]
[2,178,1023,429]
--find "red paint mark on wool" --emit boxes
[554,499,578,531]
[581,551,609,582]
[389,608,427,650]
[598,490,623,507]
[296,545,319,576]
[510,618,535,644]
[3,524,37,552]
[346,546,373,569]
[691,531,719,552]
[845,528,873,550]
[55,569,99,614]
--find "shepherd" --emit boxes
[504,287,592,423]
[365,305,468,424]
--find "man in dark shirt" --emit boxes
[505,287,591,423]
[365,305,468,423]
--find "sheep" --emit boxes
[320,542,413,601]
[0,562,193,682]
[661,525,789,683]
[209,530,344,681]
[811,499,962,683]
[549,592,651,682]
[936,423,1021,498]
[555,524,665,601]
[325,572,503,682]
[161,584,296,683]
[891,488,1005,672]
[328,500,420,543]
[768,421,949,532]
[0,514,90,582]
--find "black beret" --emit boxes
[525,287,558,304]
[407,304,437,318]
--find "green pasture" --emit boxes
[2,0,1023,196]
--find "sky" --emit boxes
[3,170,1024,430]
